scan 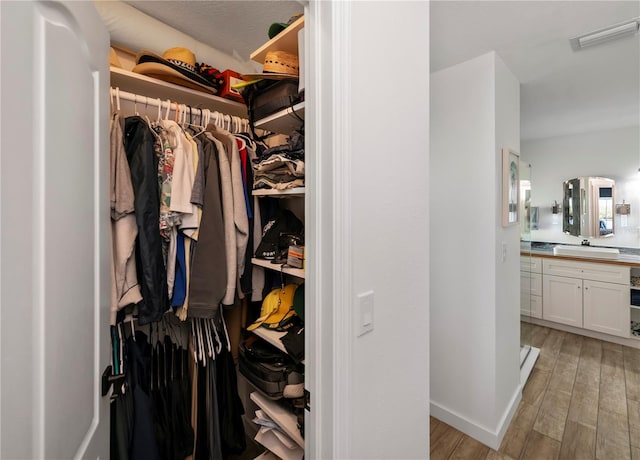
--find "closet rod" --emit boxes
[111,87,250,124]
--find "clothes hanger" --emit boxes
[115,87,121,113]
[206,319,215,358]
[190,320,198,363]
[110,88,115,115]
[164,99,172,120]
[196,319,205,365]
[156,98,162,123]
[221,313,231,352]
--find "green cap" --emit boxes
[268,14,303,39]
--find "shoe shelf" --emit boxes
[251,258,304,279]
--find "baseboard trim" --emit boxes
[430,385,522,450]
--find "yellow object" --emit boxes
[247,284,298,331]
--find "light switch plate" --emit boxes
[356,291,374,337]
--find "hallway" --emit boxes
[431,323,640,459]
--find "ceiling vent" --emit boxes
[570,18,640,51]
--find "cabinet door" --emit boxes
[583,280,630,338]
[543,275,583,327]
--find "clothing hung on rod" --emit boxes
[109,88,267,326]
[108,89,269,460]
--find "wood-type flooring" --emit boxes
[431,323,640,460]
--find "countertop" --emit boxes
[521,242,640,267]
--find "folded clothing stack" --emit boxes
[254,132,304,191]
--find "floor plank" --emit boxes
[597,409,630,453]
[521,430,561,460]
[559,420,596,460]
[431,419,464,460]
[533,389,571,441]
[449,435,490,460]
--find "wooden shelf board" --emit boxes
[110,67,247,118]
[250,16,305,64]
[251,258,305,279]
[250,392,304,448]
[252,188,305,198]
[254,102,305,134]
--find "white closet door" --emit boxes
[0,1,110,458]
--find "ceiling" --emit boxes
[432,1,640,140]
[123,1,639,141]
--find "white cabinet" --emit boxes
[542,258,630,338]
[521,256,542,319]
[543,274,583,327]
[583,279,629,337]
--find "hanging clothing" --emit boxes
[188,135,227,318]
[110,114,143,325]
[127,331,161,460]
[124,116,169,325]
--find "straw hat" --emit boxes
[241,50,299,82]
[131,47,218,94]
[109,47,122,68]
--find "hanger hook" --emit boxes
[115,87,121,112]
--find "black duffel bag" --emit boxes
[239,335,304,400]
[240,78,303,140]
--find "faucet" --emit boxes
[581,239,591,246]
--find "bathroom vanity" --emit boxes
[521,245,640,345]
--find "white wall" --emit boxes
[522,125,640,248]
[349,2,430,458]
[309,2,430,459]
[430,52,521,449]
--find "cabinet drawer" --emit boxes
[521,256,542,274]
[521,272,542,296]
[543,258,629,285]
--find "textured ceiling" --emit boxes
[124,0,302,62]
[431,1,640,140]
[121,1,638,141]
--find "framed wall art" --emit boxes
[502,148,520,226]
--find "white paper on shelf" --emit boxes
[253,409,282,431]
[255,426,304,460]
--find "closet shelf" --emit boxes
[250,16,305,64]
[251,258,305,279]
[110,67,247,118]
[252,187,305,198]
[250,392,304,448]
[254,102,305,134]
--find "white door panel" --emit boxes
[1,2,109,458]
[583,279,630,338]
[543,275,583,327]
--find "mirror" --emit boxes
[563,177,615,238]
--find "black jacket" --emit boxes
[124,116,168,324]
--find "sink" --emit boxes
[553,245,620,260]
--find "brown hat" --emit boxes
[241,50,299,81]
[131,47,218,94]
